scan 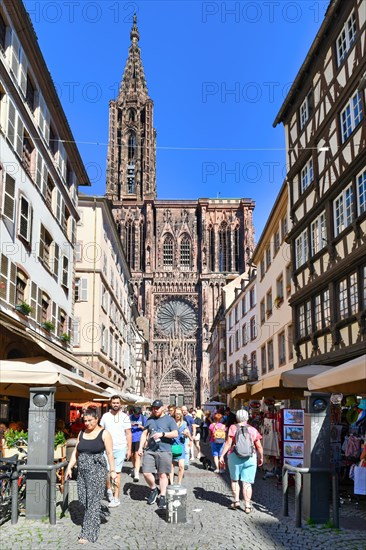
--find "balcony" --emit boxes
[218,367,258,393]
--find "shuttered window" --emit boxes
[18,195,32,242]
[73,318,80,347]
[3,173,15,222]
[62,256,69,288]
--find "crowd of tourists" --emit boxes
[63,396,263,545]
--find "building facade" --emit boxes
[74,196,146,393]
[0,0,92,417]
[274,0,366,368]
[106,17,256,405]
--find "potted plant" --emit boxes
[54,431,66,459]
[42,320,55,332]
[15,301,32,316]
[3,429,28,457]
[59,333,71,343]
[274,295,284,308]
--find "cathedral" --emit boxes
[106,17,256,406]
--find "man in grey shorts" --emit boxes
[138,400,178,509]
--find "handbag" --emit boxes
[171,444,183,458]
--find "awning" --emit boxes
[102,387,152,405]
[0,356,110,402]
[231,383,252,400]
[249,365,333,398]
[308,355,366,394]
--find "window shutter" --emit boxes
[75,242,82,262]
[30,282,37,319]
[70,217,76,245]
[62,255,69,287]
[73,318,80,346]
[53,243,60,281]
[39,224,45,261]
[18,47,27,96]
[37,288,42,323]
[9,262,16,305]
[7,98,16,147]
[56,189,61,223]
[18,195,30,241]
[10,28,20,76]
[3,173,15,222]
[52,301,57,331]
[80,278,88,301]
[42,161,48,197]
[0,254,8,300]
[16,114,24,158]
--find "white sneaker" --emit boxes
[106,489,114,502]
[108,498,120,508]
[133,473,140,483]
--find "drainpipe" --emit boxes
[90,198,97,377]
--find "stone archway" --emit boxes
[159,368,194,408]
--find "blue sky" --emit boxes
[24,0,330,238]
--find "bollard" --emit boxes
[166,485,187,523]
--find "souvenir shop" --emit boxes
[246,395,366,497]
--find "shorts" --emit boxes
[142,449,172,474]
[228,451,257,483]
[211,441,225,457]
[106,447,127,473]
[131,441,140,453]
[194,433,201,441]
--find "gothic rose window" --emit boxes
[156,300,197,336]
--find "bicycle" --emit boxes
[0,443,28,525]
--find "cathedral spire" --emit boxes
[106,15,156,201]
[119,14,148,99]
[130,13,139,44]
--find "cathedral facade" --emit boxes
[106,17,255,406]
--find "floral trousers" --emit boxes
[77,452,107,543]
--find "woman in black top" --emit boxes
[65,408,116,545]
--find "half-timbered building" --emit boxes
[274,0,366,367]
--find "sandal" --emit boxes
[244,506,252,514]
[229,501,241,510]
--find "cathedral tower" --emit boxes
[107,18,256,405]
[106,15,156,202]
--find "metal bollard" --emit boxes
[166,485,187,523]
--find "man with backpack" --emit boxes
[219,409,263,513]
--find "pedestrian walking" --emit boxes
[201,410,211,443]
[191,409,203,459]
[65,407,117,545]
[167,404,176,416]
[181,405,194,468]
[129,406,146,482]
[219,409,263,513]
[100,395,132,508]
[169,408,189,485]
[208,412,227,473]
[138,399,178,509]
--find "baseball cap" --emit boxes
[151,399,163,408]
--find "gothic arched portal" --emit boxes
[159,368,194,408]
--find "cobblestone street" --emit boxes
[0,455,365,550]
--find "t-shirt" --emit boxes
[183,414,194,435]
[144,414,178,452]
[227,423,262,455]
[209,422,227,443]
[129,414,146,443]
[100,411,131,449]
[193,417,203,434]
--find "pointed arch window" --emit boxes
[234,226,240,272]
[128,133,136,161]
[128,109,136,122]
[125,220,135,269]
[138,222,144,270]
[208,226,215,272]
[180,236,191,268]
[219,223,231,272]
[163,235,174,268]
